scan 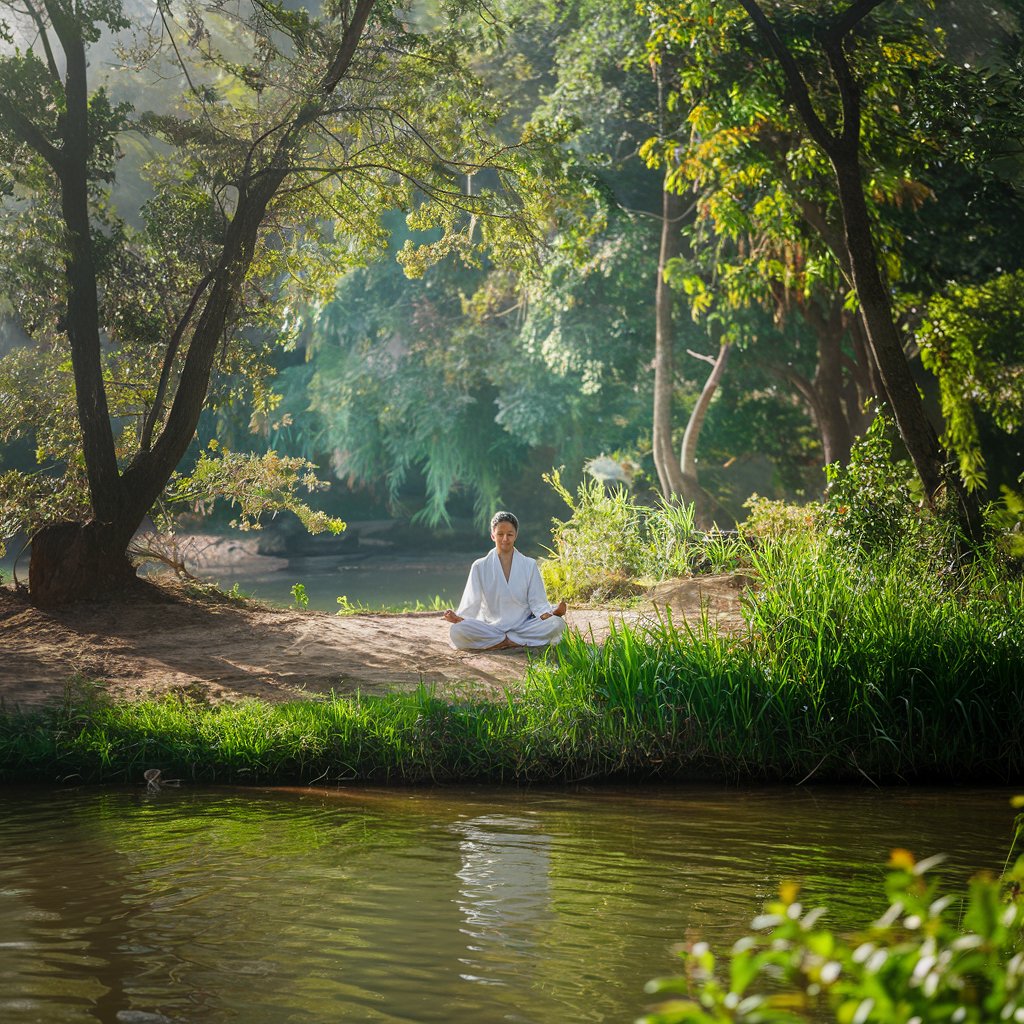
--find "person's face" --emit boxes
[491,522,517,554]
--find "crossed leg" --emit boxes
[450,613,566,651]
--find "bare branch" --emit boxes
[24,0,62,83]
[685,348,719,366]
[139,266,218,452]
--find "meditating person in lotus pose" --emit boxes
[444,511,567,650]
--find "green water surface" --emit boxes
[0,784,1016,1023]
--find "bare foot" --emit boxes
[552,600,567,617]
[483,636,522,651]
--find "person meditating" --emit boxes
[444,511,567,650]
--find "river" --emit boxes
[188,551,473,612]
[0,783,1016,1023]
[0,548,473,613]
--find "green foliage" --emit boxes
[917,271,1024,492]
[294,243,529,527]
[290,583,309,610]
[819,415,922,557]
[641,850,1024,1024]
[161,444,346,535]
[986,484,1024,560]
[540,470,745,602]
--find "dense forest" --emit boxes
[1,0,1023,605]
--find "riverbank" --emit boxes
[0,573,747,708]
[2,558,1020,787]
[0,576,704,707]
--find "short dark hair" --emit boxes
[490,511,519,532]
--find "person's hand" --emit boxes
[443,609,463,624]
[552,600,567,617]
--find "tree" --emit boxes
[640,0,990,536]
[733,0,980,534]
[0,0,546,606]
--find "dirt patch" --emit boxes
[0,574,752,711]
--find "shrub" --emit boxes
[819,413,924,558]
[739,494,820,542]
[642,845,1024,1024]
[540,470,744,602]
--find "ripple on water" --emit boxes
[0,784,1017,1024]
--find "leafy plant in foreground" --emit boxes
[641,847,1024,1024]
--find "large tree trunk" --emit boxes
[652,184,688,497]
[29,521,138,610]
[832,157,981,537]
[831,160,943,489]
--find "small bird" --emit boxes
[143,768,181,791]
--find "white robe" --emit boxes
[449,549,565,650]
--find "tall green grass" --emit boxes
[2,534,1021,786]
[534,536,1024,783]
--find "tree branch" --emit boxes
[735,0,837,156]
[823,34,862,153]
[24,0,62,84]
[826,0,889,45]
[0,92,64,171]
[320,0,376,96]
[138,266,218,453]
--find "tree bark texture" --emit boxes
[29,522,137,610]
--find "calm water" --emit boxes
[0,549,472,612]
[198,553,472,612]
[0,784,1016,1023]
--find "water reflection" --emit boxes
[0,785,1016,1023]
[454,815,552,986]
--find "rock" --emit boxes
[645,572,755,631]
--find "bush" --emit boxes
[540,470,744,602]
[819,414,924,558]
[739,494,820,542]
[642,843,1024,1024]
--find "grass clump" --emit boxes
[540,470,743,603]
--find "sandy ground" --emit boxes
[0,575,749,710]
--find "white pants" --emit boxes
[450,615,566,650]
